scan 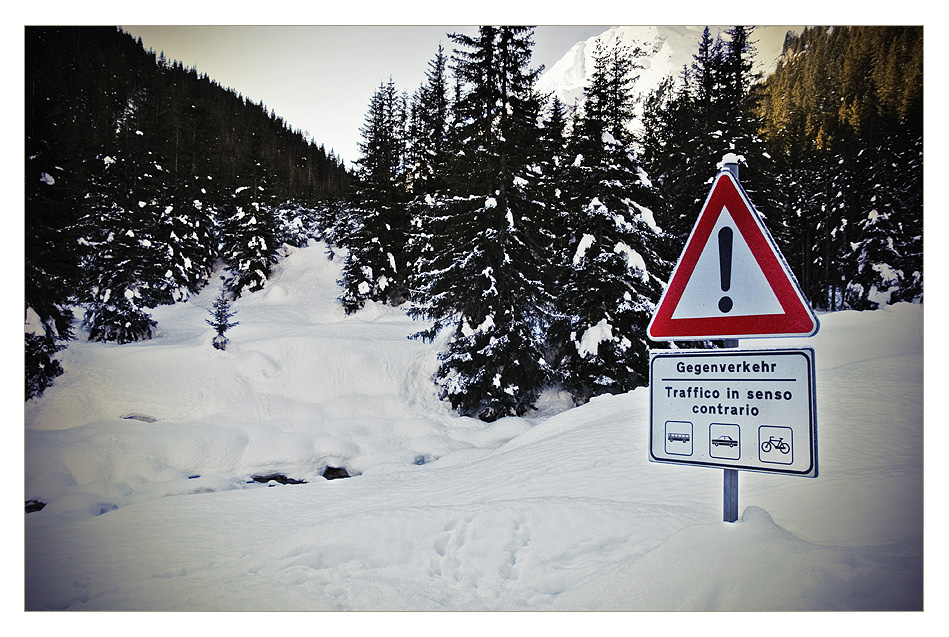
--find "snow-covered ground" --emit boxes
[24,240,925,613]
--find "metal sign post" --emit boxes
[724,467,739,523]
[723,338,739,523]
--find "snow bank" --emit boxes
[556,506,922,611]
[24,241,924,612]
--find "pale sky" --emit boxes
[121,25,609,168]
[18,0,932,169]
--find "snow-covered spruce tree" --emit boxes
[26,28,83,398]
[78,182,160,344]
[407,44,452,196]
[151,174,219,303]
[403,44,458,290]
[841,136,923,309]
[635,28,727,254]
[717,27,787,252]
[219,164,280,298]
[408,26,553,421]
[317,199,353,261]
[548,40,670,405]
[338,79,410,313]
[886,130,923,305]
[274,200,317,248]
[25,148,79,398]
[533,95,572,291]
[206,288,239,350]
[78,107,171,344]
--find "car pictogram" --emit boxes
[711,435,738,448]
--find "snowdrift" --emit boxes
[24,241,924,611]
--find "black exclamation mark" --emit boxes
[718,227,733,313]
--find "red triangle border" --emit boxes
[648,172,818,340]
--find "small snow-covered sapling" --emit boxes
[206,289,239,350]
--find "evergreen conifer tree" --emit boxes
[339,79,410,312]
[219,171,280,298]
[637,29,726,251]
[408,26,553,421]
[532,94,572,295]
[548,40,669,404]
[640,27,783,261]
[841,135,923,309]
[206,288,239,350]
[25,155,78,398]
[78,184,160,344]
[78,98,171,343]
[156,174,219,302]
[638,74,696,250]
[407,45,452,194]
[403,45,459,301]
[25,31,82,397]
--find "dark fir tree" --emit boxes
[154,173,219,302]
[638,74,695,250]
[548,40,670,404]
[718,27,786,252]
[25,164,75,397]
[274,199,319,248]
[408,26,552,421]
[78,96,171,343]
[25,29,83,398]
[338,79,410,312]
[638,29,724,249]
[407,44,452,194]
[532,93,571,294]
[840,128,923,309]
[25,156,78,398]
[403,45,459,296]
[219,167,280,298]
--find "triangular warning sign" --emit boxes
[648,171,818,340]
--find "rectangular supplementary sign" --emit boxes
[649,348,817,477]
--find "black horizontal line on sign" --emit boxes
[660,378,798,382]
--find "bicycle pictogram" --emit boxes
[760,436,790,454]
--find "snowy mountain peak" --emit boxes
[537,25,794,112]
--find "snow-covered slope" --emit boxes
[24,240,923,611]
[24,242,556,509]
[537,25,793,113]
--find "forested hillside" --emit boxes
[25,26,923,422]
[26,27,350,399]
[756,26,923,312]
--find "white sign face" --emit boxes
[649,348,817,477]
[670,206,784,320]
